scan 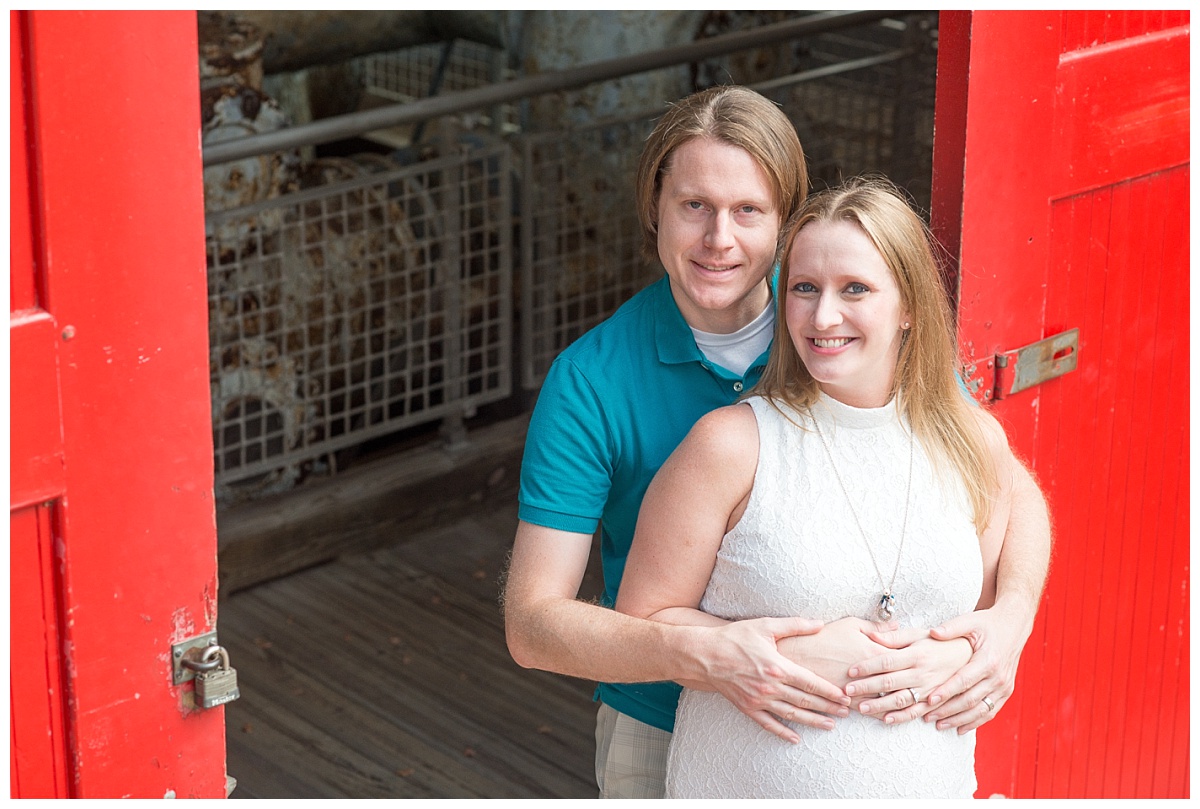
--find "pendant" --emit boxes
[878,592,896,620]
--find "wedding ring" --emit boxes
[908,687,921,703]
[982,696,996,712]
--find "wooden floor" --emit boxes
[218,501,604,799]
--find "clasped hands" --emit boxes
[775,615,973,730]
[692,606,1022,744]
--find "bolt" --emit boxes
[61,325,76,341]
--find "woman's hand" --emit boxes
[843,627,972,724]
[775,616,897,692]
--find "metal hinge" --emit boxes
[964,328,1080,403]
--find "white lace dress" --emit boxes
[665,394,983,799]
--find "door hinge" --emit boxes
[964,328,1079,403]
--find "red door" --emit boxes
[931,10,1189,798]
[10,11,228,797]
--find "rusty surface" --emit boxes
[198,11,265,89]
[200,11,507,75]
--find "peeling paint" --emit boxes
[62,639,77,679]
[171,608,197,640]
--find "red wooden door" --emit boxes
[10,10,228,798]
[931,10,1189,799]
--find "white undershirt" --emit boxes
[690,303,775,377]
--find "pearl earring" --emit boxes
[902,321,911,329]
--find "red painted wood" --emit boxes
[929,10,970,307]
[10,11,36,312]
[10,14,69,795]
[1053,27,1189,198]
[934,9,1189,799]
[1151,166,1189,798]
[10,505,70,798]
[10,312,65,509]
[11,10,225,797]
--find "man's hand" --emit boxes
[919,606,1031,733]
[682,616,852,744]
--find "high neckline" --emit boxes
[811,390,899,429]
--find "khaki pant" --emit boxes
[594,702,672,799]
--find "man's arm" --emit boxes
[504,520,686,683]
[921,459,1051,732]
[503,520,850,743]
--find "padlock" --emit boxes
[194,646,240,709]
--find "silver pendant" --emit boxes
[878,592,896,620]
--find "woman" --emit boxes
[615,176,1017,798]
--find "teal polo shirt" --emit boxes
[518,275,771,732]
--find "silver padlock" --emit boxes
[193,645,240,709]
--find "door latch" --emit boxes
[965,328,1079,403]
[172,631,241,709]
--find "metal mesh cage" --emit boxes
[206,145,512,503]
[518,112,661,390]
[777,17,938,207]
[360,40,519,133]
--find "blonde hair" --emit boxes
[756,175,999,531]
[635,85,808,264]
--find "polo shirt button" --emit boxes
[733,381,743,392]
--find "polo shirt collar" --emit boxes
[652,275,778,372]
[652,276,707,366]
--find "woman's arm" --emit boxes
[616,403,851,739]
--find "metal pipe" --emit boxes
[203,10,900,167]
[750,48,918,94]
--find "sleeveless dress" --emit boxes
[665,393,983,799]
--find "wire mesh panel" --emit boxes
[518,111,663,389]
[363,40,502,100]
[360,40,519,133]
[206,145,512,504]
[692,13,938,208]
[776,16,938,209]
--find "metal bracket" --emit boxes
[965,328,1080,403]
[171,631,219,685]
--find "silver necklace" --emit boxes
[812,411,914,621]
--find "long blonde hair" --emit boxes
[756,176,998,531]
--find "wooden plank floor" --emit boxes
[218,501,604,799]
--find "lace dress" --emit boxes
[665,394,982,799]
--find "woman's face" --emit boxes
[784,219,909,408]
[656,137,780,334]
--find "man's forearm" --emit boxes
[506,594,704,685]
[992,460,1053,630]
